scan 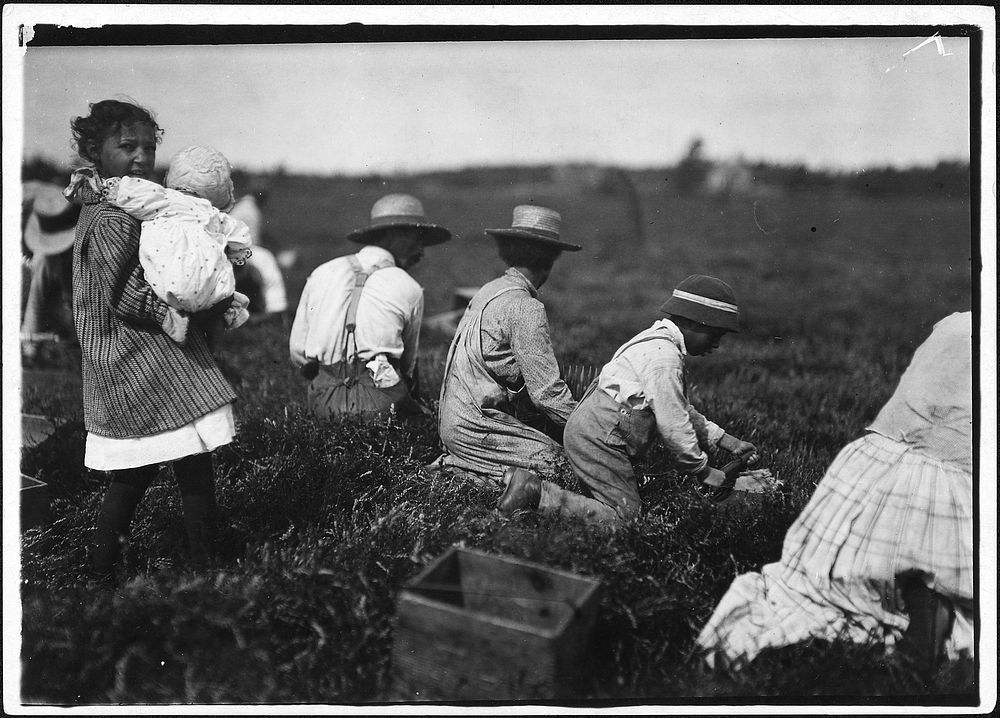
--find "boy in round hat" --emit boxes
[498,274,758,524]
[289,193,451,418]
[435,204,580,482]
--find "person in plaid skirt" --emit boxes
[66,100,237,582]
[695,312,973,678]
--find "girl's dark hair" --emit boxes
[495,235,562,272]
[70,99,164,163]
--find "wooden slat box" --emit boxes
[391,546,601,701]
[21,474,50,531]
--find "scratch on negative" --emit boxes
[885,33,954,73]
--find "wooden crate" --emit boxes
[391,546,601,701]
[21,474,50,530]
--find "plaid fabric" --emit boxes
[696,432,973,667]
[72,185,236,438]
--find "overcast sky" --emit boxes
[16,35,972,175]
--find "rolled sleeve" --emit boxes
[510,299,576,425]
[644,357,708,474]
[689,405,725,450]
[220,214,253,253]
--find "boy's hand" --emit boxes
[719,433,758,463]
[695,464,735,503]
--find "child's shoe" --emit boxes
[223,292,251,329]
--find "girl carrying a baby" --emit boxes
[66,99,245,581]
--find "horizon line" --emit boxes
[20,153,973,180]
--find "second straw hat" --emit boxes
[347,194,452,246]
[485,205,581,251]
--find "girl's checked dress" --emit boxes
[696,312,974,667]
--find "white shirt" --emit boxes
[245,246,289,313]
[229,194,263,245]
[289,245,424,378]
[229,194,289,313]
[598,318,724,473]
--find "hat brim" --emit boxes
[23,212,76,256]
[484,228,582,252]
[347,222,452,246]
[659,297,741,333]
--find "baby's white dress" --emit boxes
[109,177,252,314]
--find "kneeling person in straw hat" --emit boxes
[435,205,580,481]
[498,274,758,523]
[289,194,451,418]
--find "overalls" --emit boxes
[437,279,566,480]
[307,255,409,419]
[545,334,666,523]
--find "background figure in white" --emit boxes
[107,145,252,335]
[230,184,290,320]
[695,312,973,678]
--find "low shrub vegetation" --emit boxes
[18,176,977,705]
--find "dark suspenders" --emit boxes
[344,254,393,363]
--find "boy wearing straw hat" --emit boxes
[435,205,580,481]
[498,274,758,523]
[289,193,451,418]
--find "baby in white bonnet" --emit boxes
[105,145,252,339]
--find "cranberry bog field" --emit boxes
[18,167,978,705]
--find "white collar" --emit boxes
[651,318,687,356]
[356,244,397,268]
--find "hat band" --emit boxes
[370,214,430,227]
[509,223,559,239]
[672,289,738,313]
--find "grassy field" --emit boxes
[18,167,977,705]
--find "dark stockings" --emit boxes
[89,452,217,576]
[174,452,218,570]
[897,571,955,680]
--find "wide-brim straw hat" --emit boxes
[23,181,80,256]
[659,274,741,332]
[348,193,452,246]
[485,204,581,251]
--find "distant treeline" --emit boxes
[22,155,971,199]
[731,160,971,198]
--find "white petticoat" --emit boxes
[84,403,235,471]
